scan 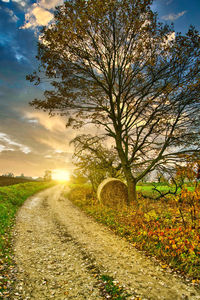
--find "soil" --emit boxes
[12,184,200,300]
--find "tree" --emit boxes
[197,164,200,181]
[173,155,200,186]
[44,170,52,181]
[2,172,14,177]
[70,171,88,185]
[137,173,150,184]
[71,134,122,191]
[28,0,200,204]
[156,171,168,184]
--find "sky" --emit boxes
[0,0,199,178]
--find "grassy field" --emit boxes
[66,182,200,281]
[136,183,194,198]
[0,181,55,298]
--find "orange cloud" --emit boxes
[25,111,67,133]
[22,4,53,29]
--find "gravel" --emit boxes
[12,185,200,300]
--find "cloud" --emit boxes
[12,0,28,8]
[0,106,96,177]
[0,150,72,177]
[0,144,13,152]
[0,132,31,153]
[22,4,53,29]
[161,11,187,21]
[25,111,67,132]
[0,7,19,23]
[6,8,19,22]
[166,0,173,5]
[0,0,29,8]
[38,0,63,10]
[35,136,69,152]
[22,0,63,29]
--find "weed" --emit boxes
[99,274,130,299]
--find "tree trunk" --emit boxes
[126,178,137,206]
[114,134,137,206]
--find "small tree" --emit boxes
[72,134,122,191]
[173,156,200,228]
[70,170,88,185]
[156,172,168,184]
[44,170,52,181]
[28,0,200,204]
[2,172,14,178]
[173,155,200,186]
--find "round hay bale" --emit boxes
[97,178,128,207]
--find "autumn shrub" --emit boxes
[67,184,95,207]
[174,184,200,229]
[66,183,200,279]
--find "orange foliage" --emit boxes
[67,181,200,279]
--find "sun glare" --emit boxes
[52,169,70,182]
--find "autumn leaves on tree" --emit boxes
[28,0,200,204]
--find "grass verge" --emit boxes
[0,181,55,298]
[65,183,200,282]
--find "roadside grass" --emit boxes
[66,183,200,281]
[0,181,55,298]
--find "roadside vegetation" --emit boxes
[0,181,55,298]
[66,180,200,282]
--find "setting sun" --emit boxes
[52,169,70,182]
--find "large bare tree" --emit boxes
[28,0,200,204]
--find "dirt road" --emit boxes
[12,185,200,299]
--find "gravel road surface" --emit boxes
[12,185,200,299]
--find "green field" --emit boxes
[0,181,55,297]
[136,183,194,198]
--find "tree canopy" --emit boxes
[28,0,200,204]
